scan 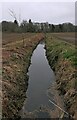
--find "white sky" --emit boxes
[0,0,76,25]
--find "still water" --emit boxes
[21,42,55,118]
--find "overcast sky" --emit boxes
[1,1,76,25]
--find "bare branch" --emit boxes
[8,8,25,47]
[9,9,17,20]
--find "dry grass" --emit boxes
[2,32,44,118]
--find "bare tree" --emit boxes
[9,9,25,47]
[9,9,17,21]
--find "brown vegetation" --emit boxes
[2,33,44,118]
[52,32,75,45]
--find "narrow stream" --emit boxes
[21,42,56,118]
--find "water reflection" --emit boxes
[23,42,55,112]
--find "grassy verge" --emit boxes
[2,33,44,118]
[45,33,77,118]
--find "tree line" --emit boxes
[1,19,76,33]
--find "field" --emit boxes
[2,32,77,119]
[51,32,75,45]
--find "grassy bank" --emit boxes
[2,33,44,118]
[45,33,77,119]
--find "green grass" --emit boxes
[46,33,77,90]
[45,33,77,118]
[46,34,76,66]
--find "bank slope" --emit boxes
[45,33,77,119]
[2,33,44,118]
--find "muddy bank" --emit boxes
[2,33,44,118]
[45,34,77,119]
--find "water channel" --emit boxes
[20,42,60,118]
